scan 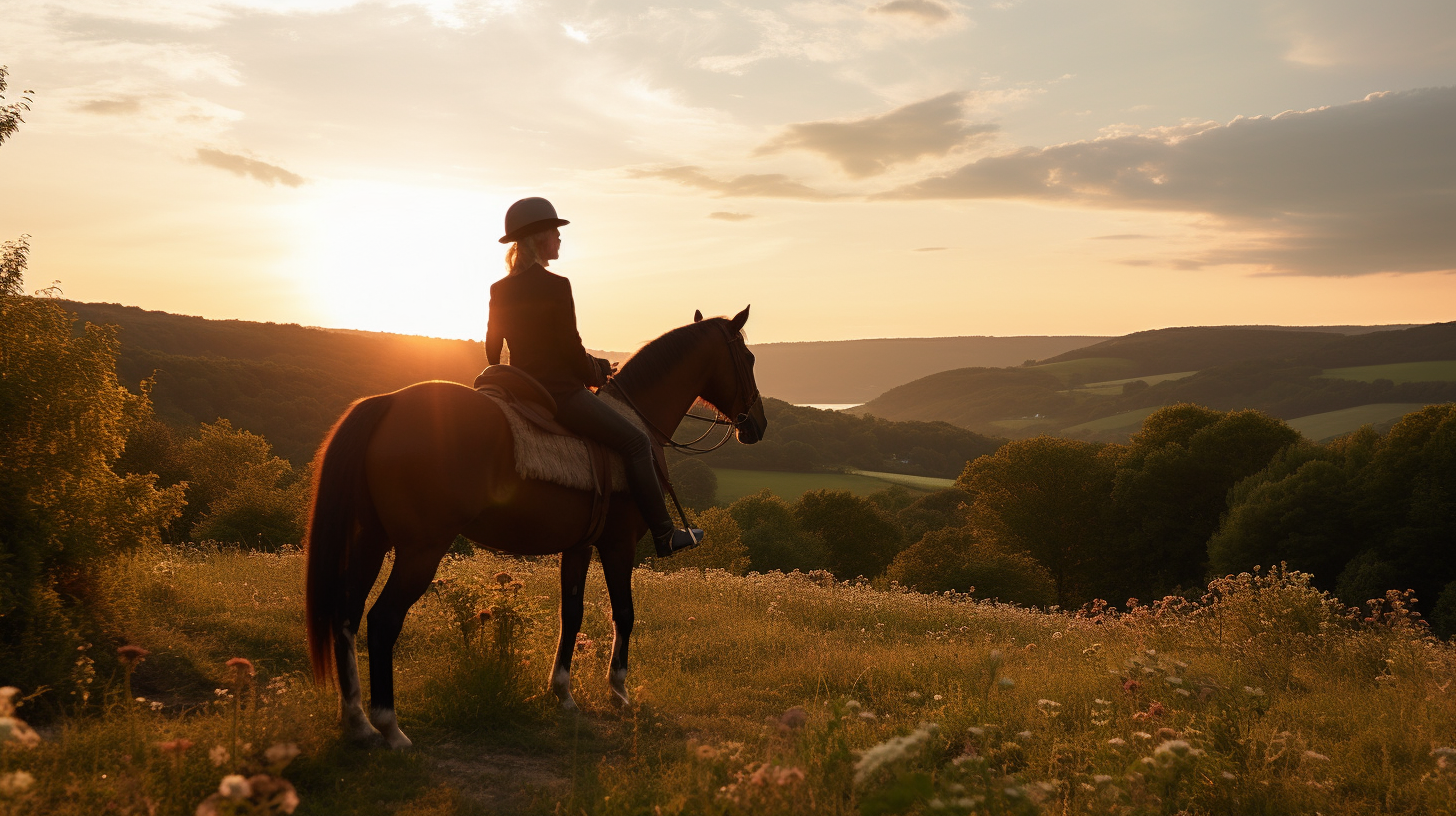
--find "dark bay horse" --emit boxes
[305,307,765,749]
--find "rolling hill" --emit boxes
[855,322,1456,442]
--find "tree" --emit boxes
[1,243,185,703]
[0,66,34,148]
[667,456,718,511]
[727,490,830,573]
[793,489,903,580]
[886,527,1056,607]
[960,436,1120,605]
[653,507,750,575]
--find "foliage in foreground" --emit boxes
[2,545,1454,815]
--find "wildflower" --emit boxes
[997,677,1015,689]
[1094,698,1111,706]
[117,645,150,666]
[933,694,943,701]
[150,701,164,712]
[1052,631,1062,639]
[1132,731,1152,740]
[248,774,300,814]
[214,689,229,698]
[226,658,255,682]
[1092,774,1113,784]
[858,711,878,721]
[853,723,939,784]
[0,770,35,795]
[1156,727,1178,740]
[493,571,512,585]
[695,744,720,760]
[1243,686,1264,696]
[1107,737,1127,747]
[687,616,696,622]
[265,743,301,766]
[845,699,861,712]
[219,774,253,800]
[1221,771,1237,780]
[1174,688,1191,697]
[907,691,921,700]
[1152,739,1205,765]
[210,745,230,767]
[158,738,193,753]
[1434,747,1456,769]
[1017,730,1032,741]
[1122,679,1141,694]
[1164,676,1183,685]
[968,726,985,737]
[1303,750,1330,762]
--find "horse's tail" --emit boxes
[305,393,394,686]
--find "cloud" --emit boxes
[757,92,997,177]
[709,211,754,221]
[883,87,1456,275]
[1091,233,1153,240]
[195,148,306,187]
[868,0,954,24]
[913,246,946,251]
[630,166,834,199]
[77,97,143,115]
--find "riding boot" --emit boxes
[621,452,702,558]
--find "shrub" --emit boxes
[727,490,830,573]
[885,527,1056,607]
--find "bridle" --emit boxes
[605,321,762,456]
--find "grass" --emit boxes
[1062,406,1164,434]
[1320,361,1456,384]
[4,549,1456,816]
[1286,403,1434,441]
[1026,357,1139,386]
[1070,371,1199,396]
[846,470,955,491]
[711,468,933,503]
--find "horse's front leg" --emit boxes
[552,544,592,711]
[599,534,636,708]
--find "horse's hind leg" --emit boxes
[551,544,592,711]
[337,527,389,742]
[599,534,636,708]
[366,535,452,749]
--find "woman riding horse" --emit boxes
[304,199,766,750]
[487,197,701,558]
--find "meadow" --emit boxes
[711,468,938,504]
[3,544,1454,816]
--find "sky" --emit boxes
[2,0,1455,350]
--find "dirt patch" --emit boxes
[428,746,571,813]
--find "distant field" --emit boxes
[847,469,955,491]
[1320,360,1456,384]
[988,418,1055,431]
[1286,403,1433,441]
[1062,405,1163,434]
[711,468,937,503]
[1026,356,1137,385]
[1072,370,1199,396]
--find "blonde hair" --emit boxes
[505,232,546,276]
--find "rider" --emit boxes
[485,197,702,557]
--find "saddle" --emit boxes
[473,365,628,545]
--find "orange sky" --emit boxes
[3,0,1454,349]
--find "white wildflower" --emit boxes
[1107,737,1127,747]
[219,774,252,800]
[209,745,230,767]
[853,724,940,784]
[1303,750,1330,762]
[265,743,301,766]
[0,771,35,795]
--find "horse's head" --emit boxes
[695,305,767,444]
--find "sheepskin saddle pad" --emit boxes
[473,371,639,493]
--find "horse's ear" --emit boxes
[693,309,703,323]
[730,305,750,332]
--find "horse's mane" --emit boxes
[614,318,726,394]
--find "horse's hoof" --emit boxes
[371,708,413,750]
[559,696,579,712]
[608,669,631,709]
[342,712,382,743]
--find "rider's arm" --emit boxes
[485,288,503,365]
[553,277,604,387]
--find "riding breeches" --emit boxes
[553,388,675,539]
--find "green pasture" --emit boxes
[1062,405,1163,434]
[1286,403,1434,441]
[1070,370,1199,396]
[5,548,1455,816]
[1026,356,1138,385]
[1320,360,1456,384]
[711,468,937,503]
[846,469,955,491]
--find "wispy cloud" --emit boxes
[709,211,755,221]
[195,148,305,187]
[868,0,954,24]
[631,166,834,200]
[757,92,996,177]
[76,97,143,115]
[883,87,1456,275]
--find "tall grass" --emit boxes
[2,546,1452,815]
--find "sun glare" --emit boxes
[294,180,512,340]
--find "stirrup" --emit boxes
[655,528,703,558]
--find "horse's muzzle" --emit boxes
[735,396,768,444]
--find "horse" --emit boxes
[304,306,766,749]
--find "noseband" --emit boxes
[607,322,761,456]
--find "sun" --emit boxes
[293,179,513,340]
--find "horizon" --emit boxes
[4,0,1456,348]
